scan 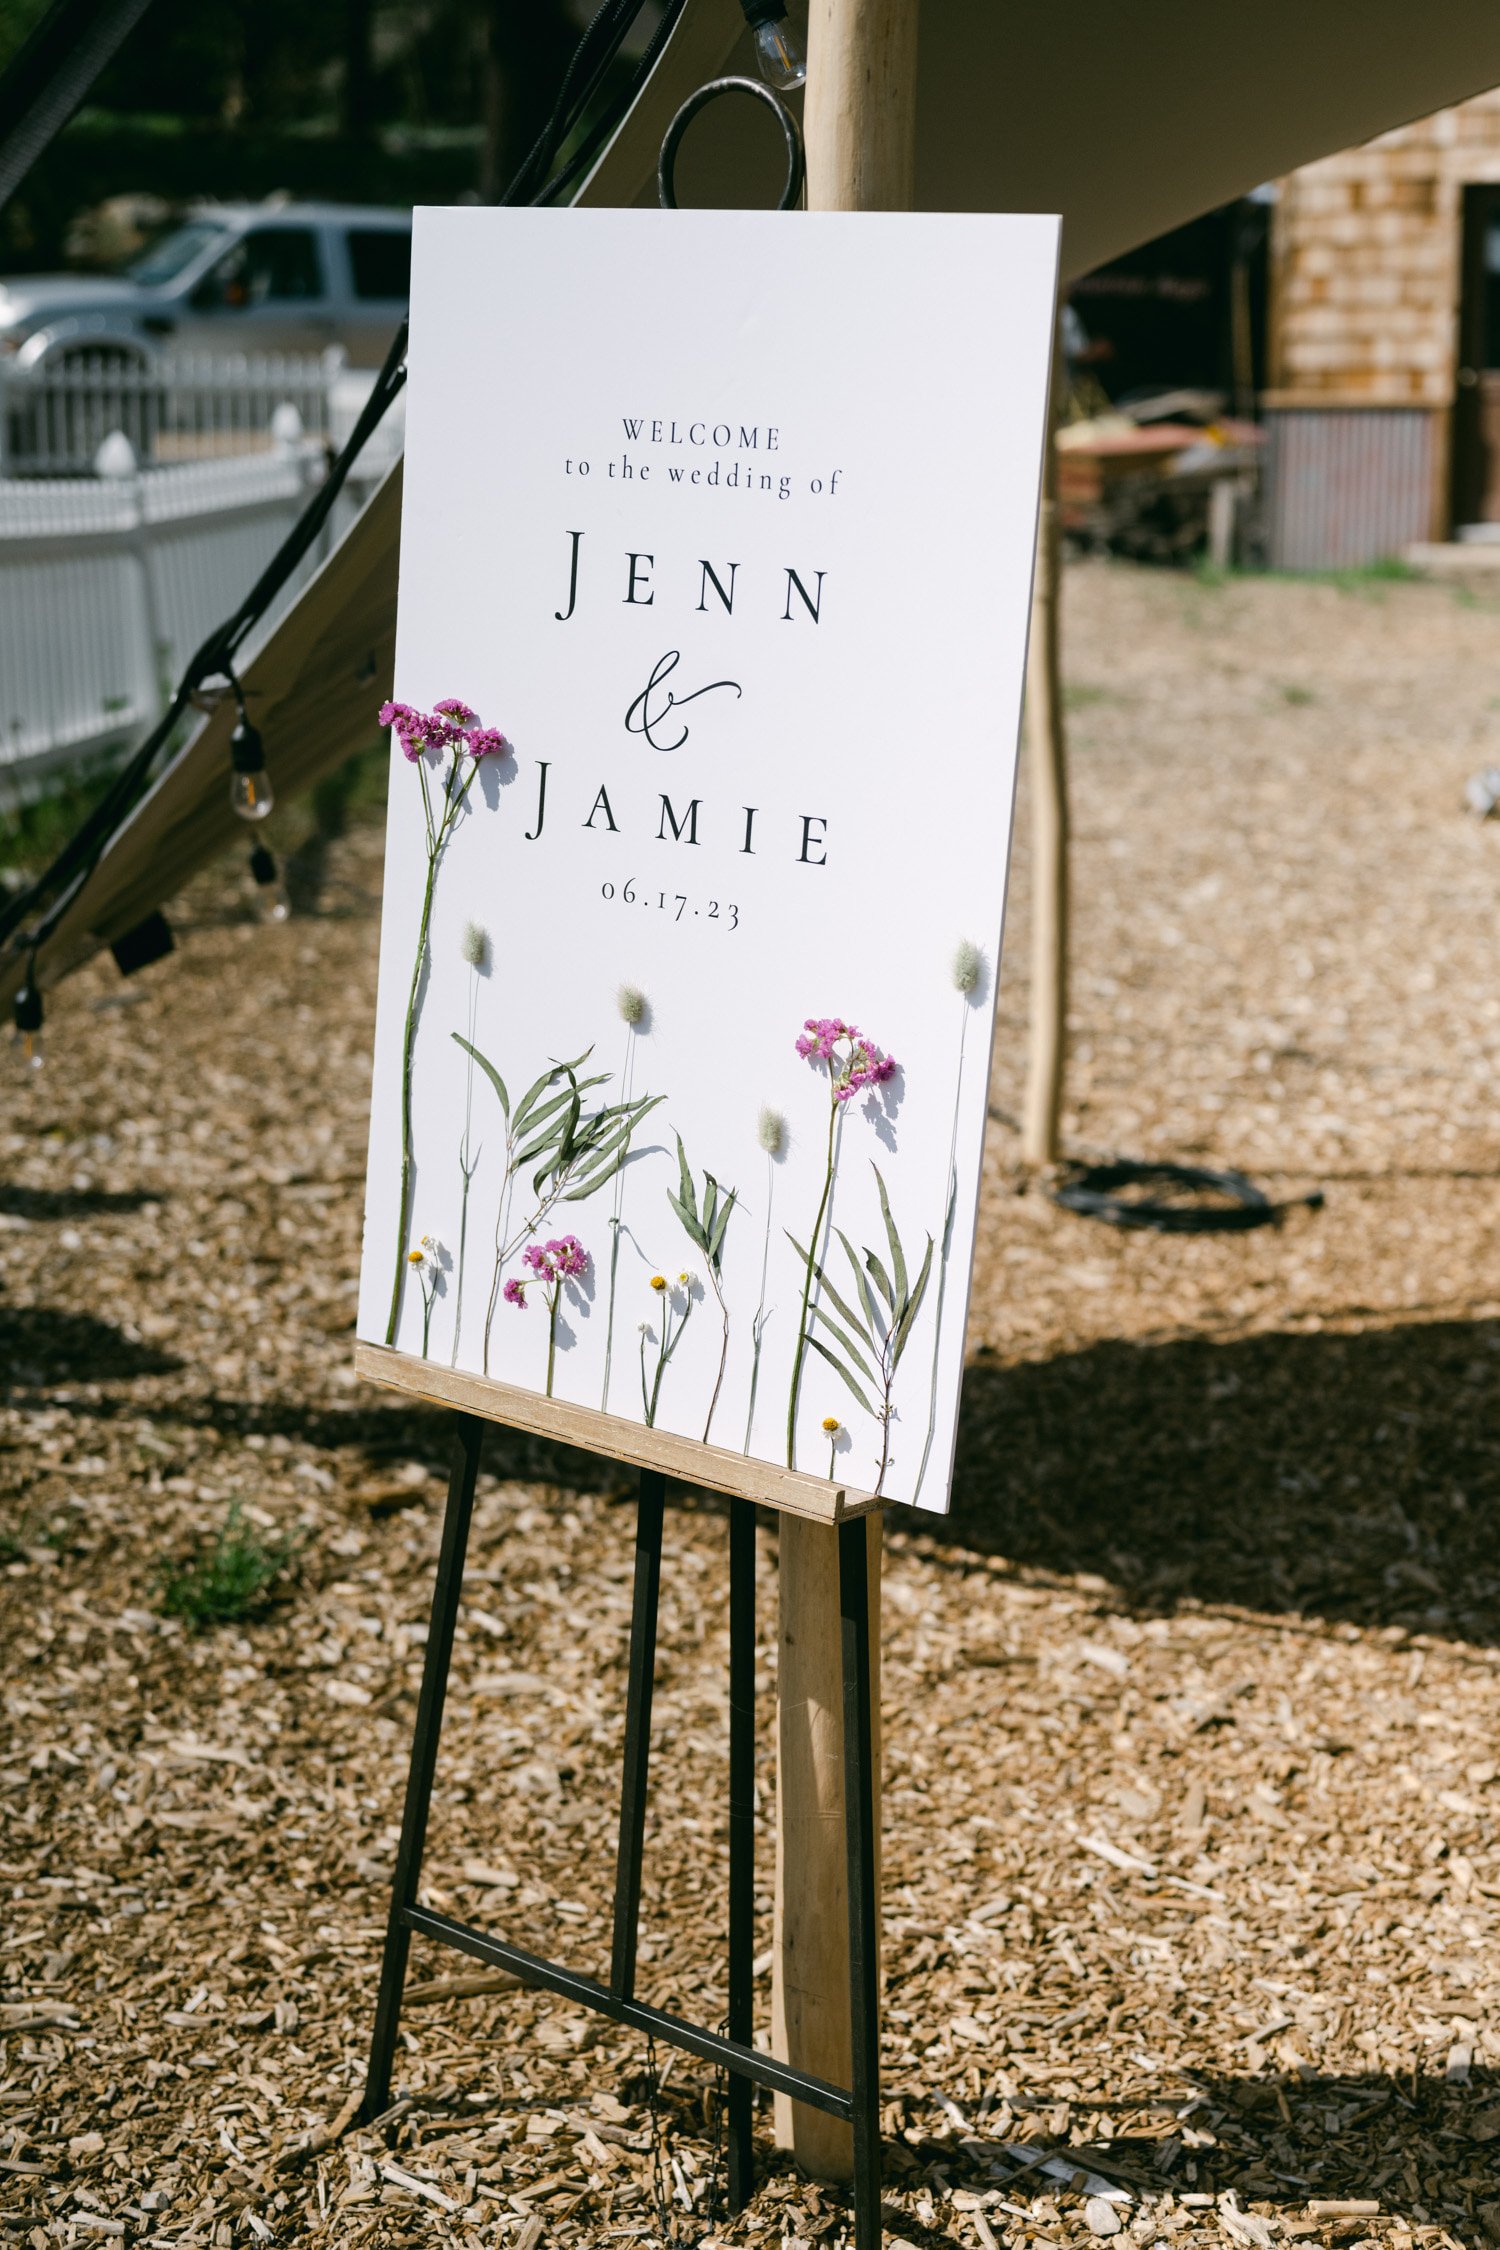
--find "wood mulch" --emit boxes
[2,558,1498,2250]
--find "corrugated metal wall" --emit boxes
[1264,407,1438,570]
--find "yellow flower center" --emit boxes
[822,1417,840,1433]
[650,1274,667,1292]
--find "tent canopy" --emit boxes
[12,0,1500,1008]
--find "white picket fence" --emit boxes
[0,348,342,477]
[0,355,403,802]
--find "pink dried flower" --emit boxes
[520,1235,590,1287]
[378,698,434,762]
[503,1276,527,1310]
[378,696,506,764]
[796,1017,897,1102]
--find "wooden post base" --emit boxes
[773,1512,882,2179]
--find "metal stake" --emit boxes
[839,1517,882,2250]
[726,1496,756,2207]
[610,1467,665,2001]
[359,1411,485,2122]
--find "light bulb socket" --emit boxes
[249,844,278,887]
[740,0,788,24]
[230,717,266,775]
[13,979,42,1037]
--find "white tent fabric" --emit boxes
[12,0,1500,1008]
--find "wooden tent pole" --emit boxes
[1020,365,1069,1168]
[771,0,919,2184]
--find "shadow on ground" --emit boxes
[639,2066,1498,2247]
[14,1299,1500,1643]
[0,1306,181,1385]
[0,1184,158,1220]
[11,1366,633,1497]
[891,2066,1499,2244]
[902,1317,1500,1644]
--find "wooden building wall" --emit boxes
[1265,88,1500,560]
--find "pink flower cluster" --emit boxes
[795,1017,898,1103]
[504,1235,590,1308]
[378,697,509,764]
[527,1235,589,1282]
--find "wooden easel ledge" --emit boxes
[355,1342,884,1523]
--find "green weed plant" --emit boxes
[157,1502,299,1627]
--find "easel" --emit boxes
[354,1344,886,2249]
[356,5,919,2230]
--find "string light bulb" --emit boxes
[249,842,290,922]
[740,0,806,89]
[230,711,274,820]
[13,973,43,1070]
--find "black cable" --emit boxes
[502,0,644,206]
[536,0,689,208]
[0,0,158,215]
[1051,1158,1324,1234]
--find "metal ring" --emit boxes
[658,76,804,212]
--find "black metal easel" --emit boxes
[358,1412,883,2249]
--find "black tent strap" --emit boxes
[0,0,157,214]
[535,0,692,209]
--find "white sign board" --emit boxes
[357,207,1058,1513]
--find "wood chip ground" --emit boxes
[3,560,1498,2249]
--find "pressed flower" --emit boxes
[786,1014,901,1468]
[381,694,507,1349]
[639,1252,695,1429]
[822,1416,841,1434]
[408,1233,445,1355]
[952,938,984,995]
[505,1236,590,1394]
[917,946,982,1501]
[450,918,489,1368]
[743,1105,786,1454]
[410,1234,443,1282]
[600,986,649,1413]
[795,1017,897,1104]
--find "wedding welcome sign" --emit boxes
[356,207,1058,1513]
